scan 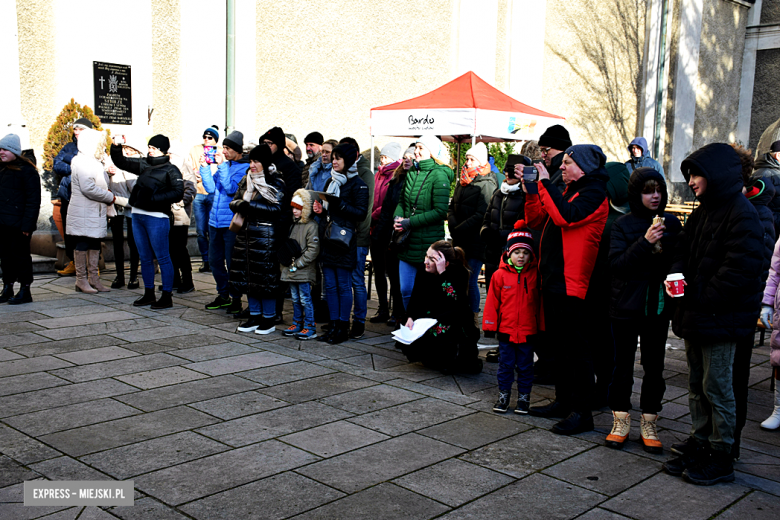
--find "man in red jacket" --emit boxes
[522,144,609,435]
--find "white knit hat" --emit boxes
[466,142,488,166]
[416,134,449,164]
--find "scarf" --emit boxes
[460,163,490,186]
[500,181,522,195]
[244,164,279,203]
[325,162,359,199]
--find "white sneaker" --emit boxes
[761,385,780,430]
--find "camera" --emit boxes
[504,154,535,181]
[521,166,538,183]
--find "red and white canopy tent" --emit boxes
[369,71,566,169]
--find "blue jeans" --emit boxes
[248,295,276,317]
[323,266,353,321]
[209,226,237,298]
[497,341,535,394]
[132,213,174,292]
[193,193,214,261]
[351,246,368,323]
[290,282,314,328]
[467,258,483,313]
[398,260,418,310]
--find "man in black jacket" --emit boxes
[663,143,763,486]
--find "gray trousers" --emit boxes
[685,339,737,453]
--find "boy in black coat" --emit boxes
[663,143,763,486]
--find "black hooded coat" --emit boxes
[670,143,764,342]
[746,177,777,287]
[753,152,780,236]
[608,168,682,320]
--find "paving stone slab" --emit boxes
[0,379,137,417]
[115,366,208,389]
[318,384,424,414]
[347,397,476,436]
[31,311,142,330]
[417,411,531,450]
[53,346,140,365]
[716,490,780,519]
[601,472,749,520]
[314,358,400,382]
[195,401,353,447]
[297,343,364,359]
[114,374,262,412]
[9,335,127,358]
[105,497,190,520]
[735,471,780,497]
[4,398,141,436]
[189,390,290,419]
[0,504,73,520]
[339,353,408,370]
[134,439,320,505]
[297,433,465,493]
[543,445,661,496]
[0,355,72,377]
[259,372,377,403]
[460,428,594,478]
[81,431,230,479]
[31,302,118,317]
[109,326,200,343]
[238,360,335,386]
[167,342,259,362]
[393,458,515,507]
[0,424,61,464]
[280,420,390,457]
[34,318,163,341]
[575,509,633,520]
[151,333,233,350]
[0,348,25,361]
[180,471,345,520]
[0,455,37,488]
[437,473,605,520]
[39,406,220,457]
[49,353,186,383]
[184,351,296,376]
[289,482,449,520]
[385,378,481,405]
[29,456,113,481]
[0,372,69,397]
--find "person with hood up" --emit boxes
[54,118,94,277]
[110,134,184,309]
[229,144,286,335]
[0,134,41,305]
[537,124,573,194]
[312,143,369,344]
[369,141,402,324]
[393,134,454,310]
[604,167,682,453]
[448,142,498,323]
[625,137,664,178]
[754,140,780,236]
[662,143,763,486]
[522,144,609,435]
[200,130,250,314]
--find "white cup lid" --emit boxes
[666,273,684,281]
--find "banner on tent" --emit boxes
[370,108,475,136]
[474,110,565,141]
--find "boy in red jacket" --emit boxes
[483,220,541,414]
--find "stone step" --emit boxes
[0,254,57,276]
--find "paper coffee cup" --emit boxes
[666,273,685,297]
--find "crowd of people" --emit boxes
[1,118,779,489]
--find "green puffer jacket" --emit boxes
[393,158,454,264]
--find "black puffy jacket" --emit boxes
[110,145,184,215]
[609,168,682,320]
[670,143,764,342]
[0,159,41,232]
[318,176,369,270]
[754,153,780,236]
[228,174,286,298]
[371,174,406,248]
[746,177,777,286]
[448,171,498,261]
[480,185,525,266]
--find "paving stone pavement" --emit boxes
[1,266,779,519]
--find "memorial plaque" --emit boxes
[93,61,132,125]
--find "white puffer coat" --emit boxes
[66,128,114,238]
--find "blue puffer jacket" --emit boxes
[625,137,664,177]
[201,158,249,228]
[54,140,78,201]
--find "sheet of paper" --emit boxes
[391,318,438,345]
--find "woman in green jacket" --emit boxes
[393,134,454,310]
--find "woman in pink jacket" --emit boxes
[759,239,780,430]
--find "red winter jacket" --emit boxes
[524,173,608,299]
[482,254,542,344]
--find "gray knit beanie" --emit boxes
[223,130,244,152]
[380,142,402,162]
[0,134,22,156]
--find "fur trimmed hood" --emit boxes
[293,188,314,224]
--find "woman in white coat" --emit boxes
[66,128,115,293]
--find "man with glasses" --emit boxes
[538,124,572,194]
[189,126,221,273]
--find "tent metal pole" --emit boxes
[370,135,375,173]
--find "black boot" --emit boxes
[151,290,173,309]
[133,288,157,307]
[369,304,390,323]
[111,272,125,289]
[328,320,350,344]
[529,400,571,419]
[177,271,195,294]
[664,438,708,476]
[0,284,15,303]
[199,261,211,273]
[8,285,32,305]
[551,411,594,435]
[318,321,336,342]
[683,450,735,485]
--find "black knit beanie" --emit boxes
[222,130,244,153]
[73,118,94,129]
[148,134,170,153]
[261,127,286,151]
[332,143,358,171]
[539,124,572,151]
[304,132,324,145]
[248,143,274,172]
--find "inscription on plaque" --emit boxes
[93,61,132,125]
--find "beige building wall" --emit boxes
[152,0,183,142]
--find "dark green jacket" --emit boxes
[393,159,453,263]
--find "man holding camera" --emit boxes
[522,144,609,435]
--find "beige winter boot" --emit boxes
[605,411,630,449]
[74,251,97,294]
[87,250,110,292]
[640,413,663,454]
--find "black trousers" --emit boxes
[60,201,76,260]
[608,315,668,414]
[543,291,594,411]
[169,225,192,279]
[109,215,139,278]
[0,225,33,286]
[370,241,403,316]
[71,236,101,251]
